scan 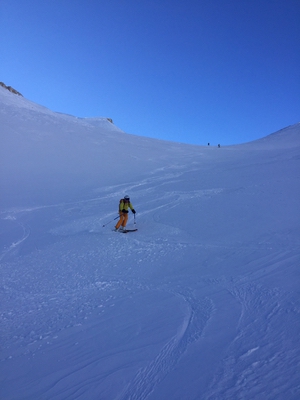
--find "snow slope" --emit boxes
[1,86,300,399]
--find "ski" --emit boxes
[112,228,138,233]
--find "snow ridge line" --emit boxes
[118,294,213,400]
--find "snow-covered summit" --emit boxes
[1,86,300,399]
[243,121,300,149]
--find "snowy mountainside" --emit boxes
[1,87,300,399]
[0,85,202,208]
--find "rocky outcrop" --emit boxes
[0,82,23,96]
[0,83,114,123]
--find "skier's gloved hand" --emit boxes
[132,209,136,214]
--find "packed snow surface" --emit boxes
[1,86,300,399]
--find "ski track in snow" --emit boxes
[204,281,300,399]
[118,293,213,400]
[0,222,30,261]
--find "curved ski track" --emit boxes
[118,292,213,400]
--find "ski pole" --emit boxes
[103,216,119,227]
[134,213,136,226]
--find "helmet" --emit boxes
[124,195,130,200]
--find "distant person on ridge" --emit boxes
[114,195,136,231]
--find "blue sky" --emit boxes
[1,0,299,145]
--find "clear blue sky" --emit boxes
[1,0,299,145]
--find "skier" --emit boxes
[114,195,136,231]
